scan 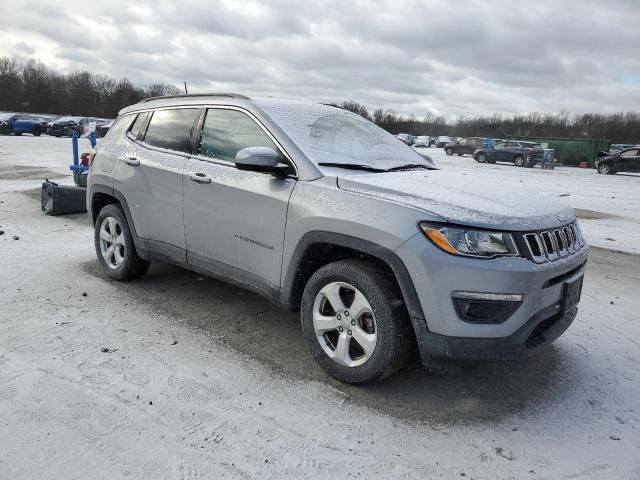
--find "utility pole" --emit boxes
[184,81,188,94]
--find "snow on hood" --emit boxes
[337,169,576,231]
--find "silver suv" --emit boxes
[87,94,588,384]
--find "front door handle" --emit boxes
[188,172,212,184]
[123,157,140,167]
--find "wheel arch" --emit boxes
[280,232,429,359]
[88,184,148,260]
[280,231,426,322]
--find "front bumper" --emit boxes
[396,232,588,361]
[420,305,577,361]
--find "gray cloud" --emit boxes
[1,0,639,117]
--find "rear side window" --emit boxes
[198,109,277,162]
[128,112,150,140]
[143,108,200,153]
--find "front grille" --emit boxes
[521,222,585,263]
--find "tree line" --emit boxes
[0,56,180,119]
[340,101,640,144]
[1,56,639,143]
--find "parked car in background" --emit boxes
[473,140,543,167]
[49,116,87,137]
[0,113,46,136]
[595,144,640,162]
[444,137,485,156]
[435,135,450,147]
[595,147,640,174]
[413,135,431,147]
[96,120,114,138]
[395,133,413,145]
[87,93,587,384]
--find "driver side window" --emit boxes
[493,143,506,150]
[620,149,638,157]
[199,109,277,163]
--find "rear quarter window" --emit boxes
[127,112,150,140]
[103,114,135,141]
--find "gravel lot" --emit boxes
[1,136,639,479]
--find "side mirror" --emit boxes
[234,147,291,176]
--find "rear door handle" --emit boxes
[188,172,212,184]
[123,157,140,166]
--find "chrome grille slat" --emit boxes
[522,222,585,263]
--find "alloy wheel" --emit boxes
[312,282,377,367]
[99,216,126,269]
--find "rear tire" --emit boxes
[514,155,525,167]
[301,259,412,384]
[94,204,150,281]
[445,148,453,156]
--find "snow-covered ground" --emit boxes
[1,136,639,479]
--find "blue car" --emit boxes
[0,113,46,136]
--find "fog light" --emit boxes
[452,291,523,324]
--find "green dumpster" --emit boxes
[510,137,610,167]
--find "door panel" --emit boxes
[12,117,30,133]
[619,149,640,172]
[183,107,296,287]
[113,144,188,249]
[183,159,295,286]
[491,144,508,161]
[112,108,200,251]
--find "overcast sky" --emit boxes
[2,0,639,118]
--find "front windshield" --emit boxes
[256,99,436,171]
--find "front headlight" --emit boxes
[419,223,519,258]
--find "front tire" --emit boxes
[597,162,613,174]
[301,259,412,384]
[476,153,487,163]
[94,204,150,281]
[32,125,42,136]
[514,155,525,167]
[445,148,453,156]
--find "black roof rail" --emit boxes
[138,93,250,103]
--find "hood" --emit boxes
[337,169,575,231]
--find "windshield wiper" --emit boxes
[318,162,386,172]
[386,164,431,172]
